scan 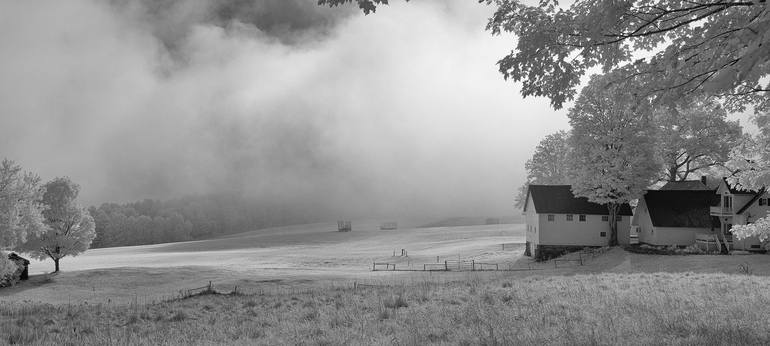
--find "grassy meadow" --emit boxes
[3,272,770,345]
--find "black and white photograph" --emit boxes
[1,0,769,344]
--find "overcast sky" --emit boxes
[0,0,572,218]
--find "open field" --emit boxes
[2,222,770,345]
[1,222,525,304]
[3,222,770,305]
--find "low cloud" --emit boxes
[0,0,569,219]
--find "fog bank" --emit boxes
[0,0,570,219]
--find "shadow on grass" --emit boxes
[0,273,58,295]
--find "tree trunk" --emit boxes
[54,258,60,273]
[608,203,619,246]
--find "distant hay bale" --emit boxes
[380,222,398,230]
[337,220,352,232]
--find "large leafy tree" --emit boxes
[568,74,660,246]
[656,97,743,181]
[485,0,770,112]
[19,177,95,272]
[515,130,571,208]
[0,159,46,277]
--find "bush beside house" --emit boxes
[0,253,29,288]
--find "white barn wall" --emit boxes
[524,194,539,253]
[635,198,655,244]
[732,195,769,250]
[538,213,628,246]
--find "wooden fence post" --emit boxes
[445,260,448,271]
[472,260,475,271]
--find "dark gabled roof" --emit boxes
[724,178,756,195]
[7,253,29,266]
[659,181,711,191]
[525,185,633,216]
[736,188,767,215]
[644,190,720,228]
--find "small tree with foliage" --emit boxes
[729,113,770,246]
[515,130,571,208]
[0,159,46,277]
[568,75,660,246]
[19,177,95,272]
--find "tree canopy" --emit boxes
[321,1,768,111]
[486,0,770,111]
[515,130,571,208]
[655,97,743,181]
[0,159,45,250]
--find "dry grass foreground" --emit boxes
[2,271,770,345]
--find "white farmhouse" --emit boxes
[710,179,767,251]
[523,185,633,260]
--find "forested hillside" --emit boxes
[88,194,321,248]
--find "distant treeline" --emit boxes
[418,216,523,228]
[89,194,321,248]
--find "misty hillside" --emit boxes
[89,194,515,249]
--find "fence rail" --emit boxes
[423,263,447,271]
[372,262,396,271]
[373,259,534,272]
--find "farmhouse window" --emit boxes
[579,215,586,222]
[602,215,609,222]
[600,232,606,237]
[566,214,573,221]
[760,198,767,206]
[547,214,555,222]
